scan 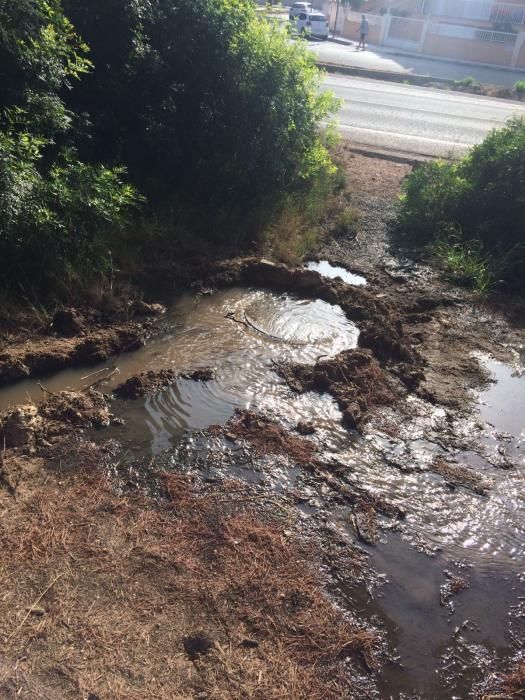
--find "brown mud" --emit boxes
[0,149,524,698]
[0,301,168,386]
[114,367,215,399]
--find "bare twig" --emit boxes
[5,573,63,643]
[37,381,55,396]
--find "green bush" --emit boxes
[396,117,525,292]
[0,0,339,299]
[0,0,140,296]
[453,76,481,91]
[63,0,338,238]
[515,80,525,99]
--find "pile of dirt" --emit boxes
[114,367,215,399]
[216,409,319,467]
[277,349,399,430]
[0,390,112,450]
[114,369,178,399]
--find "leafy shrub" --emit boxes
[396,117,525,292]
[63,0,338,239]
[0,0,339,300]
[515,80,525,99]
[453,76,481,91]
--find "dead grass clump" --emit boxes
[0,465,377,699]
[38,389,111,429]
[431,456,493,496]
[217,409,319,466]
[502,663,525,695]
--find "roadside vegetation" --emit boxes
[395,116,525,294]
[0,0,338,304]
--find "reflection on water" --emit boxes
[1,285,524,697]
[305,260,367,286]
[478,356,525,437]
[0,288,360,445]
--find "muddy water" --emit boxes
[1,286,524,698]
[0,289,359,450]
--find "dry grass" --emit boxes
[0,457,377,699]
[216,410,319,467]
[503,663,525,696]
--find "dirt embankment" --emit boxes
[0,303,166,386]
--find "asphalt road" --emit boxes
[324,73,525,157]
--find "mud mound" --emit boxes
[277,349,399,431]
[51,308,85,337]
[0,390,112,450]
[114,367,215,399]
[180,368,216,382]
[114,369,178,399]
[214,409,319,467]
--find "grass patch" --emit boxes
[515,79,525,100]
[435,238,494,294]
[263,160,349,266]
[453,76,481,91]
[333,206,360,237]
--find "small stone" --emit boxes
[240,638,259,649]
[29,606,46,616]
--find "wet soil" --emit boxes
[0,149,524,699]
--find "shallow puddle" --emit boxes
[478,356,525,437]
[0,288,359,451]
[1,284,524,699]
[305,259,367,286]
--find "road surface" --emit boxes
[324,73,525,157]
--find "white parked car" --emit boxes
[294,11,329,39]
[289,2,312,20]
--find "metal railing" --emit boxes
[427,0,525,24]
[430,20,518,43]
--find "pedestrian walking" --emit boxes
[357,14,369,50]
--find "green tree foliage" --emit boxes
[396,117,525,292]
[0,0,139,294]
[1,0,337,298]
[62,0,338,233]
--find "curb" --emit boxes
[348,145,433,165]
[318,61,454,87]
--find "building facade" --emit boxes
[328,0,525,69]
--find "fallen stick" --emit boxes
[83,367,119,391]
[37,381,55,396]
[5,573,63,643]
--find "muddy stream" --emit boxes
[1,270,524,698]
